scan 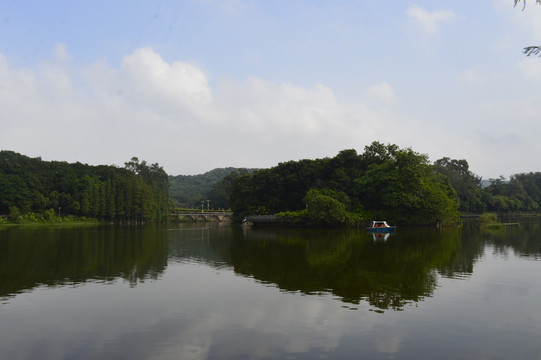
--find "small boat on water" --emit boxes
[366,220,396,233]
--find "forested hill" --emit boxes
[169,168,256,209]
[0,151,169,221]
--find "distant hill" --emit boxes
[480,178,508,188]
[480,179,491,188]
[169,168,256,209]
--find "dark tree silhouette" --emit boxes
[514,0,541,56]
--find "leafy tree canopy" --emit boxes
[0,151,169,222]
[230,142,462,226]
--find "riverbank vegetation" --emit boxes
[0,209,99,226]
[229,142,541,226]
[3,142,541,226]
[0,152,169,223]
[478,212,503,230]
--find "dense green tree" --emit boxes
[169,167,254,208]
[512,173,541,206]
[206,169,252,209]
[304,188,353,226]
[360,142,399,165]
[482,173,541,213]
[0,151,169,222]
[433,157,484,213]
[230,142,461,226]
[230,174,256,222]
[325,149,363,196]
[356,145,460,225]
[229,160,323,217]
[0,174,33,212]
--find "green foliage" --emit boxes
[43,208,56,221]
[481,173,541,213]
[276,209,309,218]
[433,157,484,213]
[0,151,169,222]
[230,142,461,226]
[5,143,541,227]
[304,188,358,226]
[230,159,327,222]
[356,146,461,225]
[206,169,254,209]
[478,213,499,226]
[169,167,255,208]
[0,207,100,225]
[9,206,21,219]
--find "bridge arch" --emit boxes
[220,215,233,222]
[170,211,234,223]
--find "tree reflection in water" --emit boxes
[230,226,463,311]
[2,217,540,311]
[0,225,168,299]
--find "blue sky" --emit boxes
[1,0,540,177]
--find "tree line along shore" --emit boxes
[2,142,541,226]
[1,153,168,224]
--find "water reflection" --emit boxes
[2,219,541,359]
[371,232,392,241]
[166,224,233,268]
[482,218,541,260]
[0,225,168,299]
[231,227,462,310]
[2,217,541,309]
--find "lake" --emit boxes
[1,218,541,359]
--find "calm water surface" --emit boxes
[1,219,541,359]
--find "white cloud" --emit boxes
[365,82,396,104]
[406,5,456,36]
[0,46,397,174]
[1,45,541,178]
[456,69,485,86]
[121,47,212,106]
[517,56,541,78]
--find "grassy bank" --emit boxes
[0,211,100,226]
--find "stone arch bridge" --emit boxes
[170,211,233,223]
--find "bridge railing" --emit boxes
[171,210,233,216]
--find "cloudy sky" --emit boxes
[1,0,540,178]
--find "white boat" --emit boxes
[366,221,396,233]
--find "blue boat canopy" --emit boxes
[367,220,396,232]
